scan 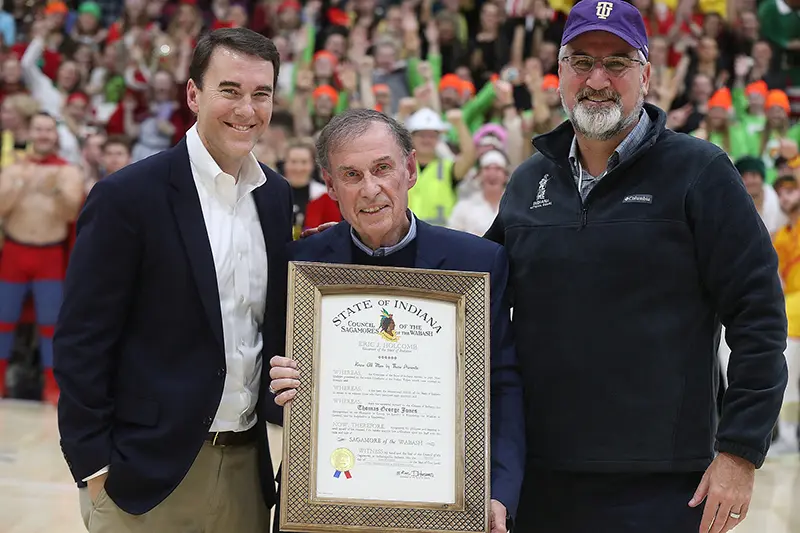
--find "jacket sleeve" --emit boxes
[53,177,142,483]
[488,245,526,517]
[685,152,788,468]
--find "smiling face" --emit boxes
[285,145,315,183]
[103,141,131,174]
[480,164,507,195]
[412,130,440,157]
[559,31,649,142]
[57,60,80,92]
[767,105,788,128]
[30,114,59,156]
[707,106,728,130]
[3,58,21,85]
[322,122,417,249]
[741,170,763,197]
[65,96,88,123]
[187,46,274,176]
[777,181,800,215]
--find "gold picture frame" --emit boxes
[280,261,491,533]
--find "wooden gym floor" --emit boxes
[1,399,798,533]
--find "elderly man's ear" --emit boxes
[321,169,338,202]
[406,149,418,189]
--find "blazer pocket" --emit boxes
[114,393,160,427]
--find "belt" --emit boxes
[205,426,258,447]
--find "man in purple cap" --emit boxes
[485,1,788,532]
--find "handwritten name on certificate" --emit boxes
[315,294,458,505]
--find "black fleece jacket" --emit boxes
[486,103,788,471]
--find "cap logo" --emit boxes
[596,1,614,19]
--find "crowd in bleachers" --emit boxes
[0,0,797,450]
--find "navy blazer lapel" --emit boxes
[167,138,225,352]
[251,172,292,334]
[414,220,447,269]
[318,222,354,264]
[251,173,285,271]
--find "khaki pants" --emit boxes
[79,441,269,533]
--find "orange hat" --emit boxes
[313,85,339,106]
[372,83,390,95]
[44,1,68,14]
[707,87,732,111]
[439,74,463,93]
[745,80,768,98]
[542,74,559,91]
[313,50,338,67]
[766,89,790,113]
[461,80,476,97]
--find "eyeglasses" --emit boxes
[561,54,645,77]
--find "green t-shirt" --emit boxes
[758,0,800,49]
[758,0,800,82]
[691,124,757,162]
[748,123,800,183]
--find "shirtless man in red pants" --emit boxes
[0,112,84,403]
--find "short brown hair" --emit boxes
[286,138,316,160]
[103,134,132,154]
[189,28,280,89]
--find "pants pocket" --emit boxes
[92,487,109,509]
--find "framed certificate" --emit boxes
[280,261,491,533]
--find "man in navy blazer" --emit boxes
[268,109,526,533]
[53,29,290,532]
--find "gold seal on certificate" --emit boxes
[280,262,491,533]
[330,448,355,479]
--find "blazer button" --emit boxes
[217,368,225,377]
[204,416,213,426]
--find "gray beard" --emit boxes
[563,91,644,141]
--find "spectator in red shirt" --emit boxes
[128,69,188,162]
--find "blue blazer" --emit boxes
[289,218,526,517]
[53,137,292,515]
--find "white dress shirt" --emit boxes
[82,126,268,482]
[186,124,269,433]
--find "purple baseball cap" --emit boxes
[561,0,649,59]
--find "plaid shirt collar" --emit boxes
[568,108,652,180]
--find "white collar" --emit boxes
[186,124,267,206]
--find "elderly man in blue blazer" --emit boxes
[268,108,525,533]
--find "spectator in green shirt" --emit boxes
[732,80,767,138]
[752,89,800,183]
[757,0,800,84]
[691,87,754,162]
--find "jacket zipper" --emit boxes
[580,208,588,229]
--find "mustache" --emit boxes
[576,89,621,103]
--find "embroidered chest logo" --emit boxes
[623,194,653,204]
[530,174,553,209]
[596,1,614,19]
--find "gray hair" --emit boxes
[558,45,647,64]
[315,108,414,173]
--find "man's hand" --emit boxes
[87,473,108,504]
[446,108,464,125]
[489,499,508,533]
[689,452,755,533]
[269,356,300,406]
[300,221,337,238]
